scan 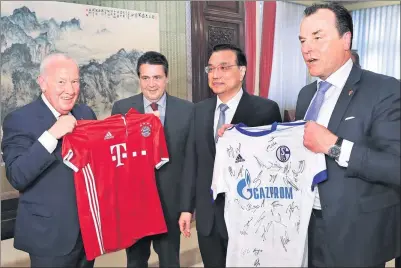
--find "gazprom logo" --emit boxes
[237,169,252,200]
[236,169,293,200]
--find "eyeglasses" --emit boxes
[204,64,238,74]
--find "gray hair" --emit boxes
[39,53,79,77]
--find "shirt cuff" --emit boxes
[336,139,354,167]
[38,131,58,154]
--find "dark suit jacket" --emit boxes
[111,93,195,227]
[181,90,282,238]
[295,65,400,266]
[1,97,97,256]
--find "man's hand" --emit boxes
[303,121,337,154]
[48,115,77,139]
[152,111,160,118]
[179,212,192,238]
[217,124,233,137]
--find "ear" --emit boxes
[239,66,247,82]
[342,32,352,50]
[37,75,46,93]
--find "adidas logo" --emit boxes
[104,131,114,140]
[235,154,245,163]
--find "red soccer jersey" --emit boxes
[62,109,168,260]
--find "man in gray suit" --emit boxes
[296,3,400,267]
[111,51,194,267]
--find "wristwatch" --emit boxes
[328,137,343,160]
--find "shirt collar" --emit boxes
[143,92,167,108]
[317,58,353,89]
[216,88,244,111]
[41,93,60,119]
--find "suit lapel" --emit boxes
[36,97,57,129]
[231,91,249,124]
[299,82,318,119]
[132,93,145,114]
[207,97,218,156]
[327,65,362,133]
[163,94,172,144]
[71,105,83,120]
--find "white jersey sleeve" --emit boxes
[211,136,232,200]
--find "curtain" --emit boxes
[268,1,308,118]
[245,1,257,95]
[258,1,276,98]
[352,4,400,79]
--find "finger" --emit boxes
[179,221,185,233]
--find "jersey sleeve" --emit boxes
[211,138,230,200]
[152,117,169,169]
[310,152,328,191]
[62,132,89,172]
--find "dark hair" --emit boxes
[211,43,247,67]
[351,50,360,67]
[136,51,169,77]
[304,2,353,49]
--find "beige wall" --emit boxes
[0,0,190,198]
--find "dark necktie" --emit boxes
[150,102,158,111]
[304,81,332,121]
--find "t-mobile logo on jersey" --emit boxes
[110,143,127,167]
[110,143,148,167]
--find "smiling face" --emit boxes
[38,58,80,115]
[139,64,168,102]
[207,50,246,101]
[299,8,351,80]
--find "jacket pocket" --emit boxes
[359,191,400,213]
[20,201,53,218]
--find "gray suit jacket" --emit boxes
[111,93,195,227]
[295,64,400,266]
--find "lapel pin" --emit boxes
[348,89,353,96]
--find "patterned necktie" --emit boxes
[304,81,332,121]
[215,103,229,143]
[150,102,158,111]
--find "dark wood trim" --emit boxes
[191,1,245,103]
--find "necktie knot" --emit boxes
[219,103,229,113]
[150,102,158,111]
[318,81,332,94]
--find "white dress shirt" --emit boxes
[38,94,64,154]
[213,88,244,136]
[306,58,354,209]
[143,93,167,126]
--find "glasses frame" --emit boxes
[204,64,238,74]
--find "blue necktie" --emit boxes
[215,103,229,143]
[304,81,332,121]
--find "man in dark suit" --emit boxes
[1,54,97,267]
[179,44,281,268]
[296,3,400,267]
[111,51,194,268]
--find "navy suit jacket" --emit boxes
[295,65,400,266]
[1,97,97,256]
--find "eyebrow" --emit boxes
[299,29,323,40]
[208,62,229,66]
[312,29,322,35]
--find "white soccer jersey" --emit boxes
[211,121,327,267]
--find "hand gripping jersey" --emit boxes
[62,109,168,260]
[211,121,327,267]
